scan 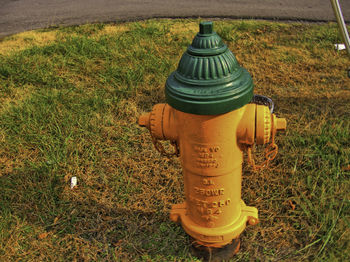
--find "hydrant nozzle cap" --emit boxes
[276,118,287,131]
[138,113,150,128]
[165,21,254,115]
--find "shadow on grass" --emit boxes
[0,161,190,260]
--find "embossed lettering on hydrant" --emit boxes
[194,187,224,196]
[202,178,215,185]
[193,145,220,168]
[189,195,231,209]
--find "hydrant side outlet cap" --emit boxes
[165,21,254,115]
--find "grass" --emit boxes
[0,19,349,261]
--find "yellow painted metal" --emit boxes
[138,103,286,248]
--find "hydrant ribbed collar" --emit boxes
[165,21,254,115]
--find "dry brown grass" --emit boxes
[0,31,56,55]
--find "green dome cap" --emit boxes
[165,21,254,115]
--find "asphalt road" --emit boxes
[0,0,350,38]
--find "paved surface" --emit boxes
[0,0,350,38]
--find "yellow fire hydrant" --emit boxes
[138,21,286,260]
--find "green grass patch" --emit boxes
[0,19,349,261]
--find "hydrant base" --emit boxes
[170,200,258,247]
[190,237,240,262]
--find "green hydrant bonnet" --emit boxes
[165,21,254,115]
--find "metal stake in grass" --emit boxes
[330,0,350,76]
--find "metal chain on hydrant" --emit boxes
[151,135,179,158]
[247,129,279,171]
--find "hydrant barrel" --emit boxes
[176,109,245,228]
[138,21,287,259]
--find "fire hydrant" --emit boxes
[138,21,286,259]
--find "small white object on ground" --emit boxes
[334,44,346,50]
[70,176,77,189]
